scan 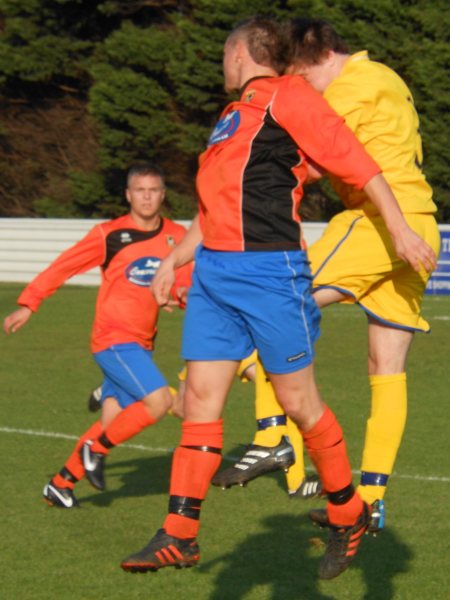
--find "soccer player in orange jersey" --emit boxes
[3,163,191,507]
[120,18,435,580]
[215,18,440,534]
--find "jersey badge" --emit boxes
[125,256,161,286]
[166,235,175,247]
[120,232,133,244]
[244,89,256,102]
[208,110,240,146]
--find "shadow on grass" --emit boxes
[358,527,413,600]
[75,453,174,507]
[198,514,413,600]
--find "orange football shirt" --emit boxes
[197,75,380,251]
[18,215,191,352]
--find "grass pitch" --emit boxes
[1,283,449,600]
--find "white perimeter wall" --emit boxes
[0,218,327,286]
[2,218,448,294]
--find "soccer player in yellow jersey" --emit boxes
[212,18,441,530]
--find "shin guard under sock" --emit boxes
[358,373,407,504]
[302,406,362,526]
[164,420,223,539]
[91,401,157,453]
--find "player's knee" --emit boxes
[142,387,173,420]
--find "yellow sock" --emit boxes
[285,417,306,492]
[358,373,407,504]
[253,358,287,446]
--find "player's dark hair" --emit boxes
[231,16,289,75]
[127,162,165,187]
[287,18,349,66]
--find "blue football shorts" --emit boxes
[182,246,321,374]
[93,342,167,408]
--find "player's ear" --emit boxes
[324,49,337,66]
[125,188,131,205]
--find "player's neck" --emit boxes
[129,211,162,232]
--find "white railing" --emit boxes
[1,218,448,294]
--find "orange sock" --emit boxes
[302,405,362,526]
[52,473,75,489]
[327,491,363,526]
[91,401,157,453]
[164,420,223,539]
[62,420,103,481]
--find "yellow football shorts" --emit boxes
[308,210,441,332]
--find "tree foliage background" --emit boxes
[0,0,448,221]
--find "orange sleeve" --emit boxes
[17,225,105,312]
[270,76,380,190]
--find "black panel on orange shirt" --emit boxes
[242,110,301,251]
[103,219,164,270]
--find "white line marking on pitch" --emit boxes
[1,425,449,484]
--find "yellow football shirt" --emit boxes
[325,51,436,215]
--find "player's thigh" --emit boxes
[242,254,321,374]
[184,360,240,422]
[93,343,167,408]
[360,213,440,332]
[367,320,414,374]
[182,259,254,362]
[101,396,122,428]
[269,364,323,430]
[308,211,397,301]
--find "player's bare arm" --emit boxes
[152,214,202,306]
[3,306,32,335]
[363,174,437,273]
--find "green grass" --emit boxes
[1,284,449,600]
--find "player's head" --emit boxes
[127,162,165,188]
[126,162,166,222]
[285,18,350,93]
[223,16,288,92]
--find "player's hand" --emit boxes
[392,225,437,273]
[305,159,324,184]
[173,286,189,309]
[3,306,32,334]
[151,258,176,307]
[160,286,189,313]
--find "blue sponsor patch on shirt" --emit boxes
[208,110,240,146]
[125,257,161,286]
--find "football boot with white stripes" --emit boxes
[288,474,323,499]
[121,529,200,573]
[43,481,80,509]
[211,436,295,489]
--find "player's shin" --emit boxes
[358,373,407,504]
[92,400,158,452]
[254,360,288,446]
[62,420,103,481]
[163,420,223,539]
[301,405,363,525]
[285,417,307,492]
